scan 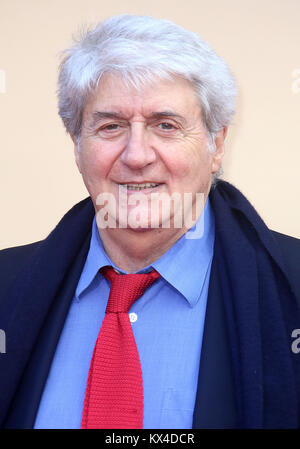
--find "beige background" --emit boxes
[0,0,299,249]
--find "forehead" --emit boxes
[84,73,202,120]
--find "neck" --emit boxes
[98,226,187,273]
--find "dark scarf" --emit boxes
[0,180,299,428]
[209,180,300,428]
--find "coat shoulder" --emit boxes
[0,242,41,298]
[271,230,300,301]
[271,230,300,261]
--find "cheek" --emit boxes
[166,147,210,181]
[79,145,114,180]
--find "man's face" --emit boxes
[74,73,226,230]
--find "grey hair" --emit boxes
[58,15,236,135]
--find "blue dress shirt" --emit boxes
[34,199,215,429]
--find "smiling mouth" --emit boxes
[119,183,161,191]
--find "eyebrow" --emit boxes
[148,111,186,123]
[89,110,186,128]
[89,112,124,128]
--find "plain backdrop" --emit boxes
[0,0,299,249]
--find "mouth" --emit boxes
[118,182,162,191]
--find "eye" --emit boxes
[103,123,120,131]
[158,122,176,130]
[97,123,123,137]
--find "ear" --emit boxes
[71,134,82,173]
[211,127,227,174]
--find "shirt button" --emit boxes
[129,312,138,323]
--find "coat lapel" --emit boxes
[0,198,94,427]
[3,233,91,428]
[193,255,239,428]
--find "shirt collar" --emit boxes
[151,198,215,307]
[75,198,215,307]
[75,218,115,299]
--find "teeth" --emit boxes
[121,183,159,191]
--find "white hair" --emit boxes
[58,14,237,138]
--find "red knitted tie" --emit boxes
[81,266,160,429]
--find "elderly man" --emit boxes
[0,15,300,430]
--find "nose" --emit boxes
[120,123,156,169]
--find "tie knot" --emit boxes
[101,266,160,313]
